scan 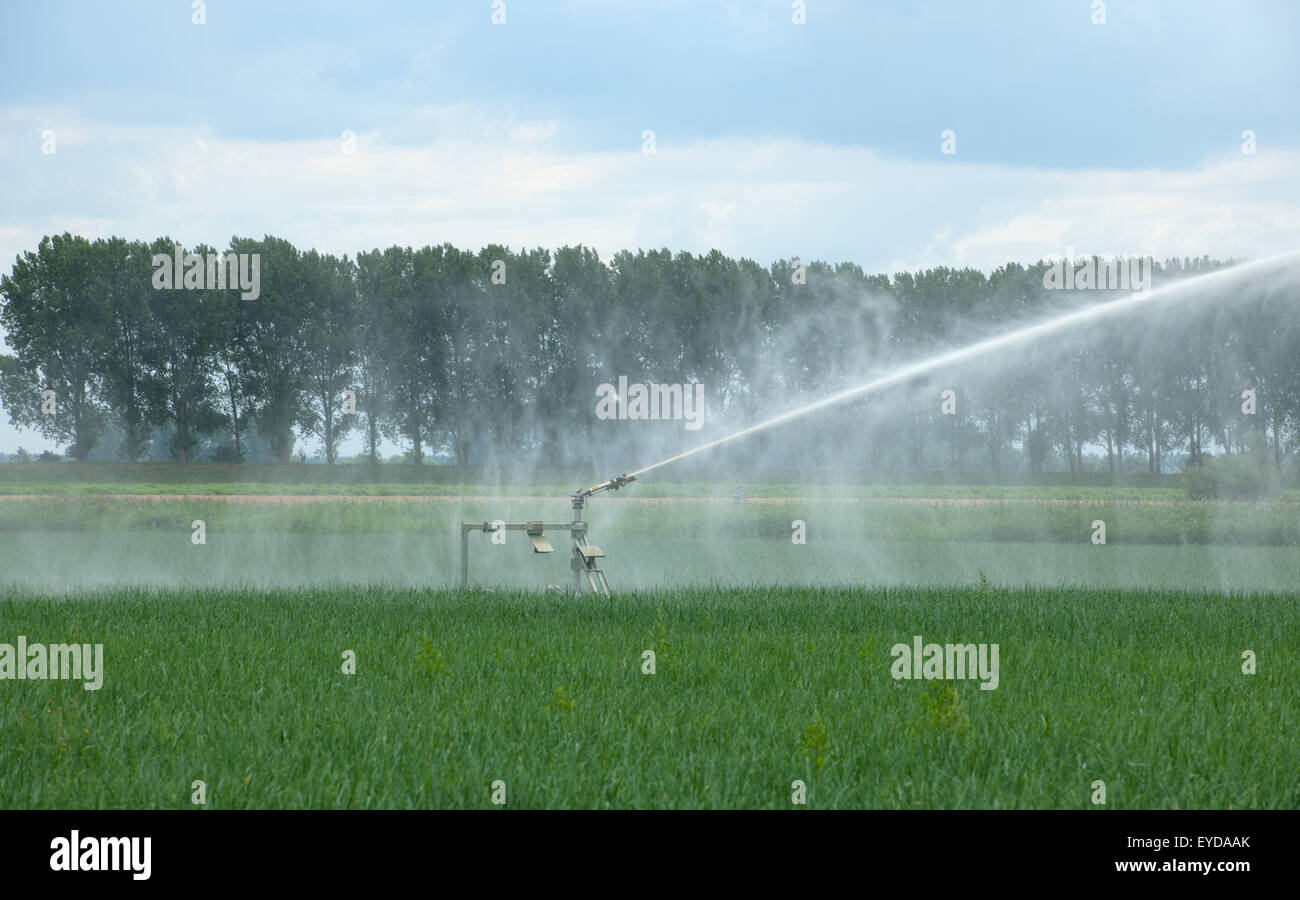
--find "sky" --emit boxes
[1,0,1298,454]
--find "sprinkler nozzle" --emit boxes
[574,473,637,500]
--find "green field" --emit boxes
[0,585,1293,809]
[1,489,1298,593]
[10,461,1296,501]
[3,533,1300,594]
[2,468,1295,809]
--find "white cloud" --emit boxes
[3,106,1298,276]
[3,105,1300,452]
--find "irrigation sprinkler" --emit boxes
[459,473,635,596]
[459,254,1300,597]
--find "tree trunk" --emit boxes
[1274,408,1283,470]
[366,410,379,464]
[322,395,336,464]
[223,368,242,460]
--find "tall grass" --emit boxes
[0,585,1294,809]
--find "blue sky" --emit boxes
[2,0,1298,454]
[5,1,1297,165]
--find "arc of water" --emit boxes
[626,251,1300,481]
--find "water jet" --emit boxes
[458,252,1300,594]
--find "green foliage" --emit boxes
[207,443,246,464]
[0,234,110,460]
[1183,435,1281,500]
[1,490,1299,556]
[545,686,576,715]
[921,684,973,735]
[416,636,449,677]
[0,584,1295,808]
[4,238,1297,479]
[800,712,831,772]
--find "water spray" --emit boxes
[625,252,1300,481]
[460,251,1300,595]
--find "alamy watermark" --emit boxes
[152,245,261,300]
[1042,253,1151,294]
[0,636,104,690]
[890,635,999,690]
[50,831,150,880]
[595,377,704,431]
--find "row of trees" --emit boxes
[1,233,1296,472]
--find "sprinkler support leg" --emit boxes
[460,524,469,589]
[571,493,586,595]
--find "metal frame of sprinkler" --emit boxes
[459,473,636,597]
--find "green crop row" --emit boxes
[0,585,1293,809]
